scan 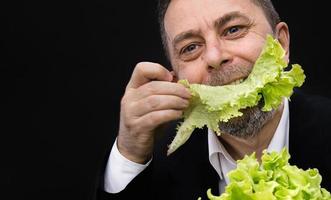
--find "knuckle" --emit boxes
[146,112,161,126]
[123,116,138,131]
[147,116,161,128]
[120,95,127,106]
[134,63,144,75]
[135,62,146,69]
[153,63,163,69]
[171,84,185,95]
[135,62,155,71]
[146,95,161,110]
[124,120,133,129]
[170,110,183,119]
[144,84,157,95]
[171,96,184,108]
[144,118,155,128]
[136,62,164,74]
[160,110,181,121]
[180,98,189,107]
[176,110,184,117]
[120,99,136,122]
[167,84,177,94]
[120,94,131,108]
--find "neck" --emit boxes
[218,102,284,162]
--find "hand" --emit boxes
[117,62,191,164]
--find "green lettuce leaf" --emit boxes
[205,148,331,200]
[167,35,305,155]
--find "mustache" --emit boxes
[205,65,252,86]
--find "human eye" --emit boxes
[181,43,199,54]
[178,43,202,61]
[227,26,240,34]
[223,25,248,38]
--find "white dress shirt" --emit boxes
[208,98,289,193]
[104,99,289,194]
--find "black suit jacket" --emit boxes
[97,90,331,199]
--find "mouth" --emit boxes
[228,78,245,85]
[206,66,252,86]
[226,76,249,86]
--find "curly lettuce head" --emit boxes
[167,35,305,155]
[205,148,331,200]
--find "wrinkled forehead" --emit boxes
[164,0,264,41]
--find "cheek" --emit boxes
[232,37,266,65]
[176,64,208,84]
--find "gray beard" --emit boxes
[218,100,275,138]
[206,66,275,138]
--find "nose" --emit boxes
[202,39,232,71]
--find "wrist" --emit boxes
[117,136,153,164]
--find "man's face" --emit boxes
[164,0,275,85]
[164,0,285,137]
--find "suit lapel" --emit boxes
[165,127,219,199]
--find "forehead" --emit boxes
[164,0,265,39]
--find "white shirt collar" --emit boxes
[208,98,290,184]
[267,98,289,153]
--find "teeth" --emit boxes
[229,78,244,85]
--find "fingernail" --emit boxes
[168,73,174,82]
[184,100,190,107]
[184,89,192,98]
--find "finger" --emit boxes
[127,62,173,89]
[136,81,191,100]
[132,95,189,117]
[136,109,183,131]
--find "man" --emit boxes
[98,0,331,199]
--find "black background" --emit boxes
[1,1,330,200]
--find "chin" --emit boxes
[218,100,275,138]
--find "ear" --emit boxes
[275,22,290,63]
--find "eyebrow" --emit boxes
[172,29,201,49]
[215,11,251,29]
[171,11,252,51]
